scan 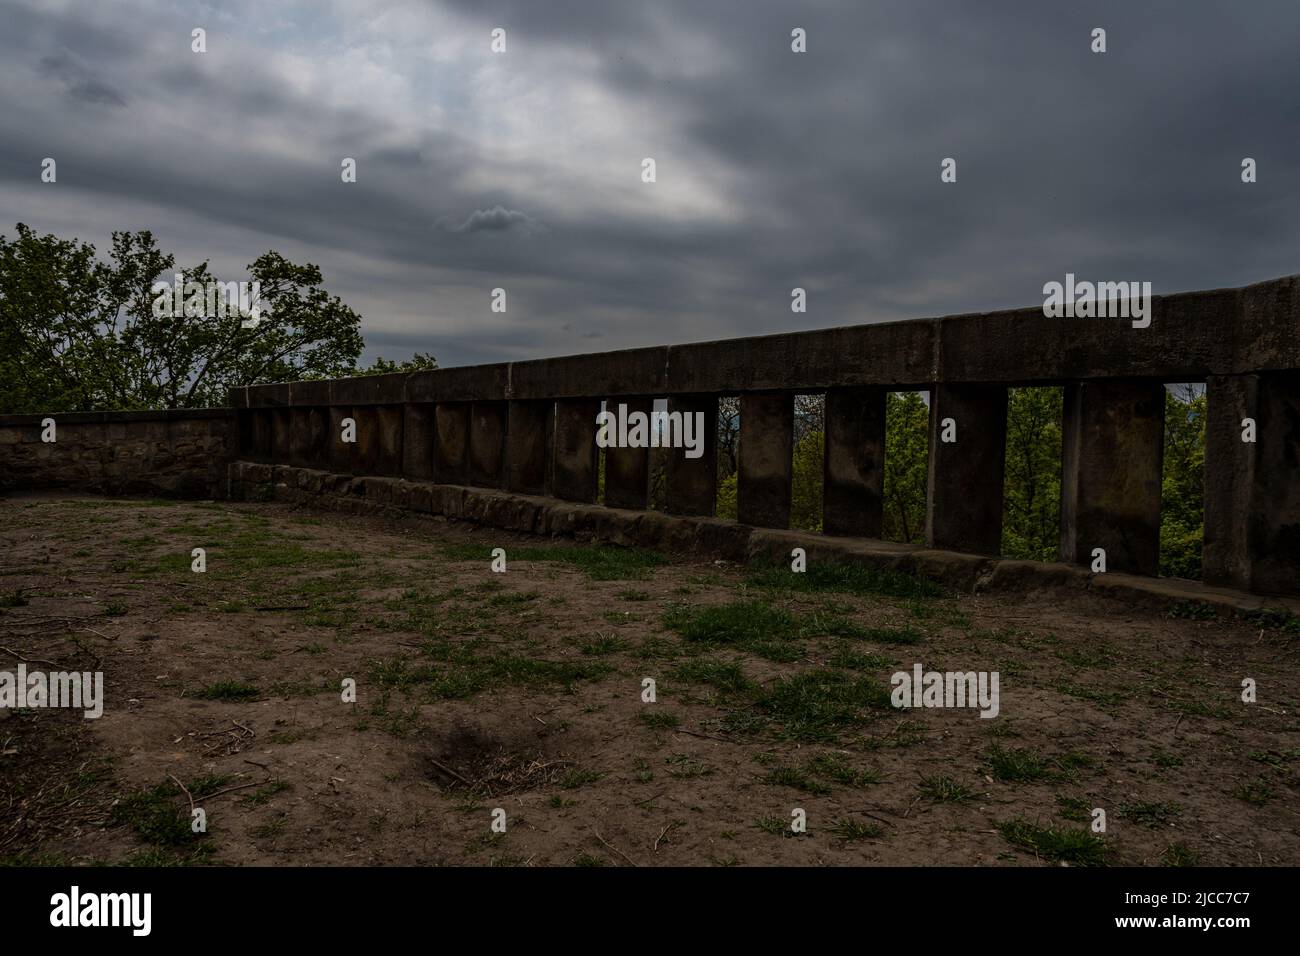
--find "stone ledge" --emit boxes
[227,460,1300,613]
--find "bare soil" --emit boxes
[1,493,1297,867]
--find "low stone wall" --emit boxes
[227,460,1300,615]
[0,410,233,498]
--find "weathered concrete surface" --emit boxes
[822,386,885,537]
[510,348,668,400]
[433,403,469,484]
[0,410,232,498]
[227,459,1300,613]
[603,397,652,510]
[407,365,509,404]
[1060,380,1165,575]
[665,395,718,517]
[468,402,506,488]
[328,406,353,474]
[738,391,793,528]
[926,384,1007,555]
[666,320,935,394]
[352,405,381,475]
[375,405,403,476]
[251,409,274,462]
[402,404,435,480]
[1205,371,1300,594]
[551,399,599,503]
[505,400,549,495]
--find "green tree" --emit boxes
[1160,385,1205,579]
[359,352,439,376]
[790,429,824,531]
[1001,387,1064,561]
[883,391,929,543]
[0,223,364,412]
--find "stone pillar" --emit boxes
[328,406,354,474]
[289,408,312,466]
[822,386,886,537]
[374,406,404,476]
[434,403,470,484]
[665,394,718,517]
[251,410,274,462]
[738,391,793,528]
[1204,371,1300,594]
[237,410,256,459]
[271,409,292,463]
[505,400,550,496]
[305,408,328,468]
[352,406,381,475]
[604,397,652,509]
[552,399,599,502]
[926,384,1007,555]
[1059,380,1165,575]
[468,401,507,488]
[403,404,435,480]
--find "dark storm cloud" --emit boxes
[437,205,540,234]
[38,50,129,107]
[1,0,1298,368]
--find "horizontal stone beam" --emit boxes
[236,275,1299,409]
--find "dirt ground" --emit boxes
[1,493,1297,867]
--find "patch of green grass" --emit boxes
[193,680,260,701]
[617,589,651,602]
[668,658,755,695]
[765,766,832,796]
[639,710,680,731]
[239,781,292,806]
[1151,748,1184,768]
[1162,843,1199,867]
[1232,777,1274,806]
[804,752,880,787]
[1167,600,1218,621]
[580,635,625,656]
[1056,795,1092,823]
[985,745,1052,783]
[828,818,883,841]
[664,753,713,779]
[560,769,604,789]
[755,816,803,838]
[1239,607,1300,634]
[103,600,128,617]
[746,560,942,600]
[1248,748,1300,769]
[442,543,665,581]
[997,819,1108,866]
[367,651,610,701]
[0,588,29,608]
[826,643,894,670]
[112,775,230,848]
[662,600,801,662]
[919,775,974,803]
[758,669,892,742]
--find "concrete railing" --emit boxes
[0,408,233,498]
[229,274,1300,597]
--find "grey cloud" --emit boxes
[2,0,1299,371]
[38,49,128,107]
[436,205,541,234]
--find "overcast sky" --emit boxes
[1,0,1297,368]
